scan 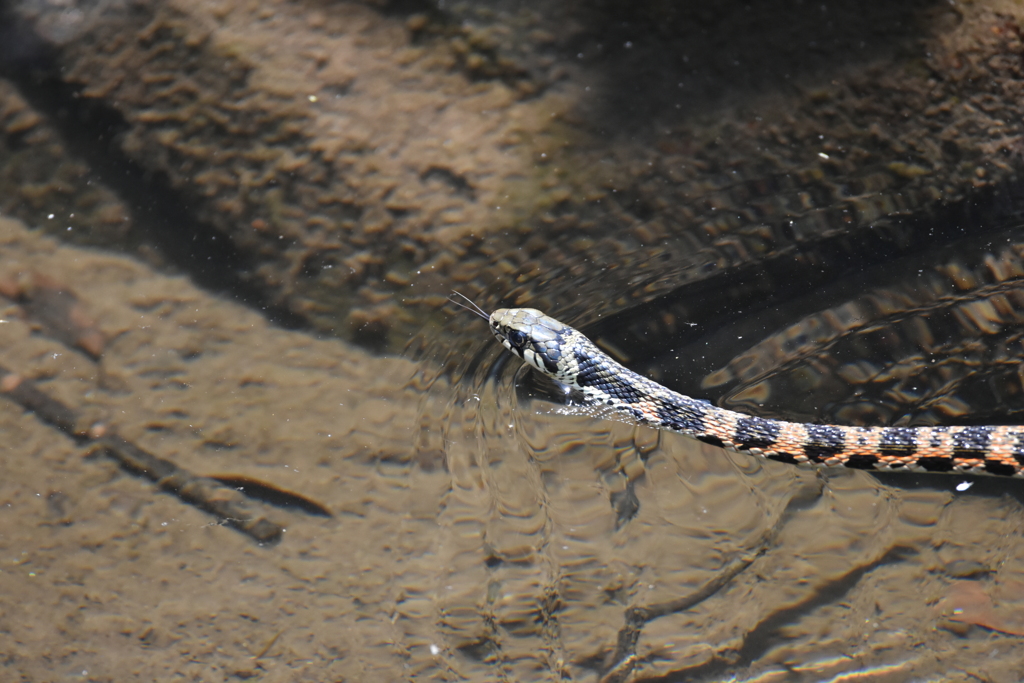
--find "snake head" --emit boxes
[489,307,567,375]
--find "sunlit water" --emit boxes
[5,0,1024,679]
[407,284,1024,682]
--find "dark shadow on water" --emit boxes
[873,469,1024,506]
[586,183,1024,422]
[565,0,946,125]
[0,10,305,329]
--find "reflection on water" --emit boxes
[4,0,1024,679]
[707,236,1024,428]
[410,294,1024,681]
[602,224,1024,431]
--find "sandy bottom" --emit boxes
[2,214,1024,682]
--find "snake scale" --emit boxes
[483,305,1024,478]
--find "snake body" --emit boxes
[489,307,1024,477]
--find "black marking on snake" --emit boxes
[916,456,955,472]
[1012,432,1024,465]
[803,424,845,462]
[696,434,724,448]
[879,427,917,456]
[985,459,1016,476]
[843,453,880,469]
[928,426,948,449]
[624,405,648,424]
[540,335,566,372]
[767,451,798,464]
[654,397,706,433]
[538,349,560,375]
[574,352,648,405]
[734,417,779,450]
[952,426,993,459]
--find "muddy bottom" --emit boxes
[1,214,1024,682]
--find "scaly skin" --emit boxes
[489,307,1024,477]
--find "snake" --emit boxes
[481,305,1024,478]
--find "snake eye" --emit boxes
[507,329,528,348]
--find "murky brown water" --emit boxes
[4,211,1024,682]
[4,0,1024,681]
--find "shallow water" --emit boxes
[413,282,1024,681]
[4,0,1024,681]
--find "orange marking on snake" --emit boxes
[487,307,1024,478]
